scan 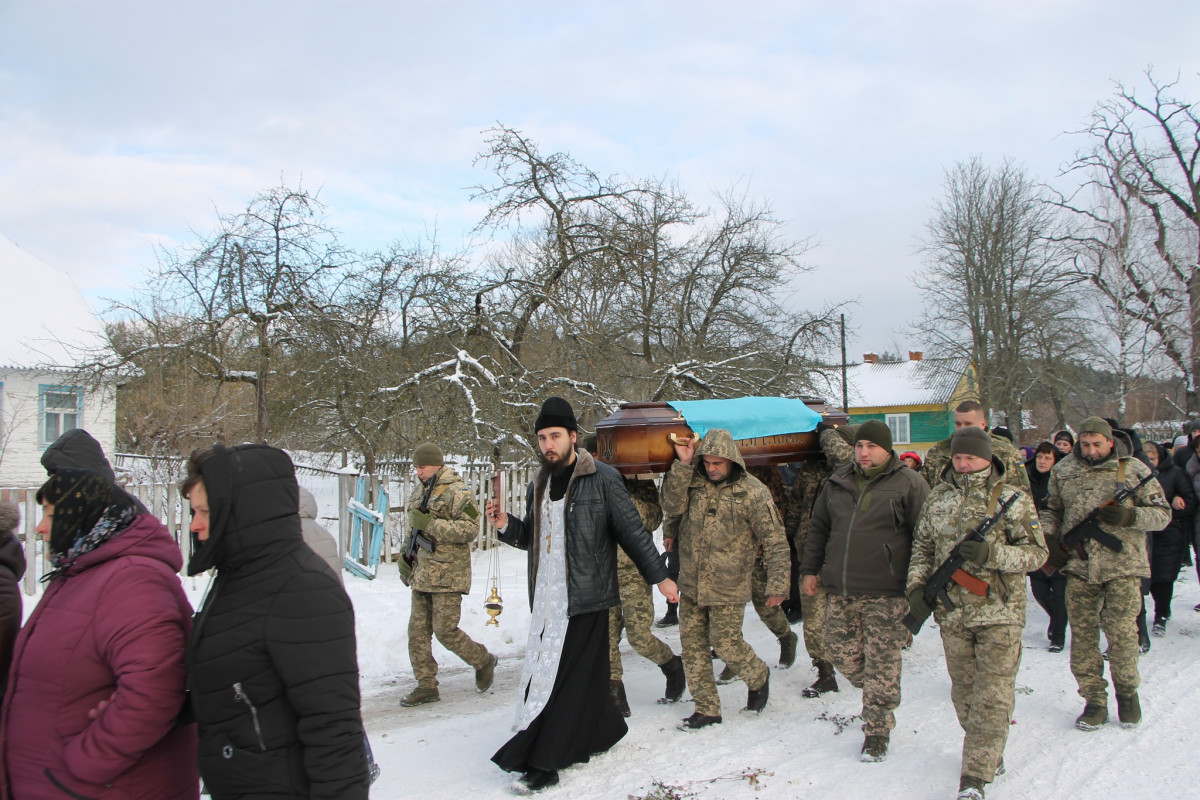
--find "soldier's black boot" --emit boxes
[802,659,839,698]
[678,711,722,731]
[609,679,631,717]
[658,655,685,704]
[744,674,769,713]
[655,602,679,627]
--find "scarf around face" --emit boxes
[37,469,138,581]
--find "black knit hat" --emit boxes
[535,397,577,433]
[856,419,892,452]
[1053,430,1075,446]
[951,426,993,461]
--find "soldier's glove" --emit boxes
[398,554,414,586]
[1097,505,1136,528]
[410,508,433,531]
[1044,534,1069,569]
[907,586,933,622]
[958,540,990,565]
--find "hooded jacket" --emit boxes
[660,429,790,605]
[499,448,667,616]
[1041,431,1170,584]
[298,487,342,585]
[0,505,23,699]
[186,445,368,800]
[907,456,1047,628]
[0,514,197,800]
[41,428,148,514]
[801,450,931,597]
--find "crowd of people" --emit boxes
[0,398,1195,799]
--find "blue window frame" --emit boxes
[40,384,82,446]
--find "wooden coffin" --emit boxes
[594,398,850,476]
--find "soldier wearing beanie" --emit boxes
[1040,415,1169,732]
[908,417,1046,799]
[800,418,930,763]
[399,442,496,708]
[485,398,678,794]
[921,401,1030,492]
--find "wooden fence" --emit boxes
[1,460,536,595]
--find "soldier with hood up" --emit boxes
[907,427,1046,800]
[660,428,790,730]
[1040,417,1169,732]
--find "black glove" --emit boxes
[1044,534,1069,570]
[1097,505,1136,528]
[958,539,990,565]
[907,585,933,621]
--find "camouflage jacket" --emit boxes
[907,459,1046,628]
[801,452,930,597]
[617,477,664,576]
[922,432,1031,492]
[785,426,857,551]
[660,429,790,606]
[407,467,480,594]
[1040,434,1170,584]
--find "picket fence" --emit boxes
[0,459,536,596]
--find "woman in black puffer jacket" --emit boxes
[1026,441,1067,651]
[1145,442,1195,635]
[182,444,369,800]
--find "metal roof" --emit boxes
[812,356,972,409]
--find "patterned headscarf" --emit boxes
[36,468,137,580]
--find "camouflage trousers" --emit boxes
[1067,576,1141,702]
[610,565,674,680]
[409,589,491,689]
[801,583,829,661]
[824,594,908,736]
[940,621,1022,782]
[679,594,767,716]
[751,557,791,639]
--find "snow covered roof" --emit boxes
[0,234,103,369]
[813,356,972,410]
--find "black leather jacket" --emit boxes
[500,449,668,616]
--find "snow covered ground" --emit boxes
[24,546,1200,799]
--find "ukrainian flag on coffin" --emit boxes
[665,396,822,441]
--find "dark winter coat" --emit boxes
[801,453,931,597]
[0,524,25,702]
[41,428,148,514]
[500,448,668,616]
[186,445,368,800]
[0,514,198,800]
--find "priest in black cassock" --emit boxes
[486,397,679,794]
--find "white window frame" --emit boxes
[40,384,82,446]
[885,413,911,445]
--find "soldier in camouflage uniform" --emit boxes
[1040,417,1170,731]
[660,428,791,730]
[786,424,856,697]
[907,427,1047,800]
[400,443,497,707]
[581,436,686,715]
[921,401,1030,493]
[801,420,930,762]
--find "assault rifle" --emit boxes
[398,477,438,586]
[1058,470,1158,558]
[902,492,1022,636]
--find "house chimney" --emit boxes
[863,353,879,364]
[909,351,923,361]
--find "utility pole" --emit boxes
[840,313,848,412]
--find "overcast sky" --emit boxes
[2,0,1198,361]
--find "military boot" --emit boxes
[1116,692,1142,728]
[716,663,738,684]
[399,686,440,707]
[802,659,839,698]
[957,775,986,799]
[1075,702,1108,731]
[744,674,769,713]
[779,630,798,668]
[678,711,722,731]
[860,734,888,762]
[609,679,631,717]
[655,602,679,628]
[658,655,685,704]
[476,653,497,693]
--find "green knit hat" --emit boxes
[412,442,444,467]
[856,419,892,452]
[951,426,993,461]
[1079,417,1113,440]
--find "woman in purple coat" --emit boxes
[0,469,198,800]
